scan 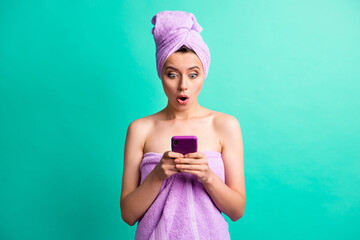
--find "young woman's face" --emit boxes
[161,51,205,109]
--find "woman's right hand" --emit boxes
[153,151,184,180]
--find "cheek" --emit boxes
[161,82,175,97]
[193,82,204,94]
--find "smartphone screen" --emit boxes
[171,136,198,155]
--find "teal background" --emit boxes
[1,0,359,239]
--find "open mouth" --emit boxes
[177,95,189,104]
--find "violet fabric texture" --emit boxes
[135,151,230,240]
[151,10,211,80]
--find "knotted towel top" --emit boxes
[151,10,211,80]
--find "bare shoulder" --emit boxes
[121,114,156,203]
[210,111,241,151]
[126,115,155,148]
[212,111,241,132]
[127,115,154,133]
[211,111,245,200]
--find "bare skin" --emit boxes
[120,51,246,226]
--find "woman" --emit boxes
[120,10,246,239]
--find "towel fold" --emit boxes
[151,10,211,80]
[135,151,230,240]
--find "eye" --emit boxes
[190,73,198,78]
[168,73,177,79]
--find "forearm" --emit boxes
[202,170,246,221]
[121,170,165,226]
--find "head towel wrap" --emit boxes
[151,10,211,79]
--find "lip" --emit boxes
[177,95,189,105]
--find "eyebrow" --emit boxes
[165,66,200,71]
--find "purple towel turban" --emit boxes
[151,10,211,80]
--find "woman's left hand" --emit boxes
[175,152,212,184]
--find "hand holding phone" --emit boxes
[171,135,211,183]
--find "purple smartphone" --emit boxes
[171,136,198,155]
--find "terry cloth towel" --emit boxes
[135,151,230,240]
[151,10,211,80]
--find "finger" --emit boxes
[170,168,181,173]
[177,169,203,176]
[163,151,182,160]
[175,157,203,164]
[184,152,205,159]
[180,169,208,182]
[176,163,206,171]
[168,151,184,159]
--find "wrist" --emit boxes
[150,168,165,183]
[201,169,215,186]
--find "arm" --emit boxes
[203,115,246,221]
[120,120,165,226]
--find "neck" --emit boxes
[162,101,203,120]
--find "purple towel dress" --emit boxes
[135,151,231,240]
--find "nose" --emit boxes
[178,76,188,91]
